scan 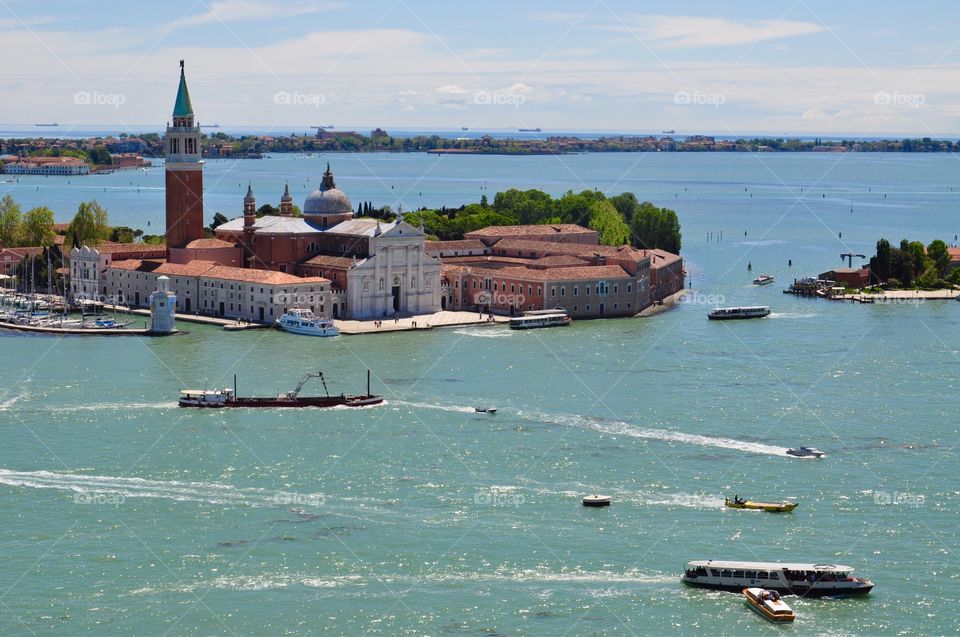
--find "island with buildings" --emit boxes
[56,62,684,330]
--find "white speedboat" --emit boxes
[753,274,775,285]
[474,407,497,414]
[276,308,339,337]
[786,446,825,459]
[708,306,771,320]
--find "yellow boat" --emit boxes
[725,497,798,512]
[743,587,796,623]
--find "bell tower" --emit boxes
[164,60,205,250]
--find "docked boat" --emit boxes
[786,446,825,459]
[725,497,798,512]
[743,587,795,623]
[178,370,382,408]
[276,308,339,337]
[753,274,775,285]
[474,407,497,414]
[682,560,873,597]
[707,306,771,320]
[509,309,571,330]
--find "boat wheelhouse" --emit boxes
[682,560,873,597]
[508,309,571,330]
[276,308,339,336]
[707,306,771,320]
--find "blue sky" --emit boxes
[1,0,958,134]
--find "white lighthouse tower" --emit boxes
[149,276,177,334]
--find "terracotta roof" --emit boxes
[301,254,354,268]
[183,238,237,249]
[154,260,219,277]
[0,247,44,259]
[466,224,596,237]
[492,238,650,261]
[949,247,960,262]
[425,239,487,252]
[92,242,167,255]
[108,259,147,271]
[441,255,532,267]
[494,264,633,282]
[530,255,592,268]
[649,249,682,268]
[202,265,329,285]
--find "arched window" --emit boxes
[306,242,319,254]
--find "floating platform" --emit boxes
[0,320,175,337]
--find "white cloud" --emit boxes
[436,85,469,95]
[615,14,827,48]
[179,0,341,27]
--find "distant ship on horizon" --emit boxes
[518,127,542,132]
[200,123,220,128]
[35,123,59,127]
[662,129,676,134]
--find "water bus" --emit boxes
[682,560,873,597]
[707,306,771,320]
[508,309,571,330]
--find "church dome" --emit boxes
[304,163,353,218]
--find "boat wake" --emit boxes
[769,312,819,319]
[519,411,790,456]
[14,401,178,414]
[0,469,324,508]
[391,400,477,414]
[452,327,512,338]
[0,391,27,412]
[131,567,674,595]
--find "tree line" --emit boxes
[402,189,682,254]
[869,238,959,289]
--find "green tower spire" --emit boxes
[172,59,194,117]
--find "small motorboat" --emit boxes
[753,274,775,285]
[582,494,612,507]
[474,407,497,414]
[743,587,796,623]
[725,497,798,512]
[786,446,825,459]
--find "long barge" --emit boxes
[178,370,382,408]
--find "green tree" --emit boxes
[109,226,137,243]
[67,201,110,248]
[209,213,230,232]
[608,192,640,224]
[630,202,682,254]
[588,200,630,246]
[22,206,56,247]
[905,241,930,278]
[927,239,950,276]
[870,238,892,282]
[0,193,23,247]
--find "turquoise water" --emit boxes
[1,152,958,635]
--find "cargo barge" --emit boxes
[178,370,382,408]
